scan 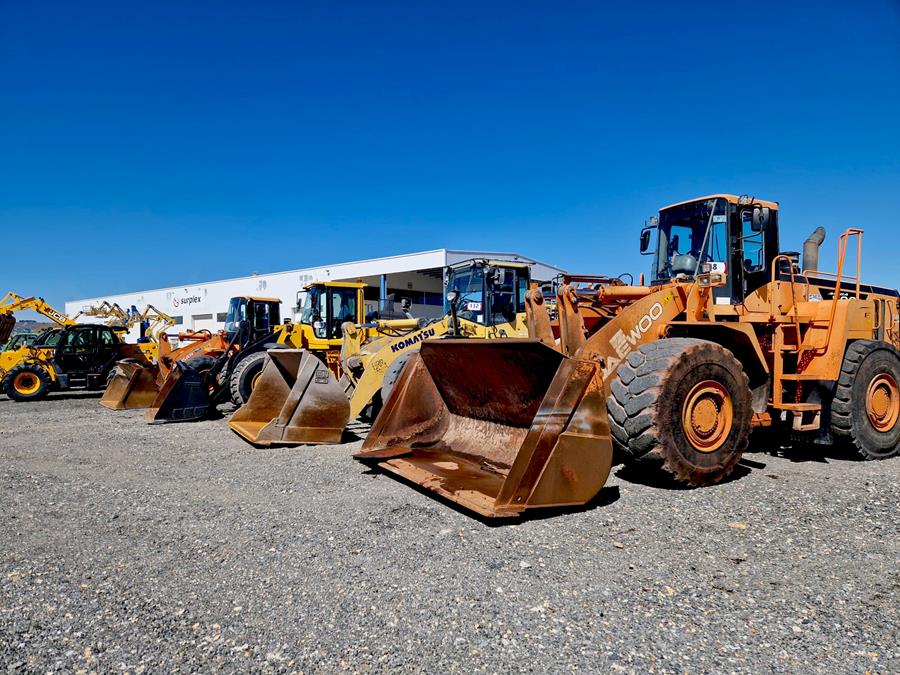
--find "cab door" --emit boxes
[55,327,98,374]
[96,328,120,372]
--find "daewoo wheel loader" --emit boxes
[355,195,900,518]
[0,294,153,401]
[228,259,534,446]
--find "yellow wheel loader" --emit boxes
[229,259,534,446]
[0,294,153,401]
[355,195,900,518]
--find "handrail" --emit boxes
[770,255,804,360]
[816,228,864,358]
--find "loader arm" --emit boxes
[347,318,449,418]
[0,293,75,344]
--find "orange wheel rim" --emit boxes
[681,380,733,453]
[866,373,899,433]
[14,373,40,395]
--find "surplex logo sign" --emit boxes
[172,295,202,309]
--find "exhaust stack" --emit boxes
[802,226,826,272]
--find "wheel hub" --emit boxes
[681,380,733,453]
[14,373,40,395]
[866,373,899,432]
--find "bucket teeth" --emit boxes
[355,339,614,517]
[228,349,350,446]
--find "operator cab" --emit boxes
[444,260,530,327]
[224,296,282,343]
[640,195,780,304]
[299,284,362,340]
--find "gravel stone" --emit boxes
[1,392,897,672]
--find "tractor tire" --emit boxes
[229,351,269,405]
[5,364,52,402]
[607,337,752,486]
[831,340,900,459]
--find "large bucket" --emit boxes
[229,349,350,446]
[100,361,161,410]
[145,361,212,423]
[354,339,613,518]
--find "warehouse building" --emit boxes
[66,249,565,341]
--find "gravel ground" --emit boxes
[0,392,897,673]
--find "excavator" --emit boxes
[0,293,153,401]
[229,259,534,446]
[355,195,900,518]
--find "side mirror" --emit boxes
[401,297,411,311]
[751,207,769,232]
[485,266,499,287]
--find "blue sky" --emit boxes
[2,1,899,310]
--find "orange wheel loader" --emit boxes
[356,195,900,518]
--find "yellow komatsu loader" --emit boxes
[355,195,900,518]
[229,259,535,446]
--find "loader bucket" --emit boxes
[0,315,15,344]
[354,339,613,518]
[229,349,350,446]
[145,361,211,423]
[100,361,161,410]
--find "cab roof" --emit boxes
[239,296,282,303]
[450,258,530,270]
[661,194,780,211]
[301,281,367,291]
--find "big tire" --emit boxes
[831,340,900,459]
[4,364,52,402]
[229,351,269,405]
[607,338,752,486]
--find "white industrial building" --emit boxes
[66,249,566,341]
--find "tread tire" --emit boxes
[831,340,900,459]
[4,363,52,402]
[229,351,269,405]
[607,337,752,486]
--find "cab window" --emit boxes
[66,329,97,349]
[741,210,765,272]
[490,267,522,324]
[99,329,117,346]
[252,302,274,331]
[329,288,357,337]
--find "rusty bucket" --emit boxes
[228,349,350,446]
[354,339,613,518]
[100,361,161,410]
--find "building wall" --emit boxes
[66,249,565,341]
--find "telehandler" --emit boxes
[228,259,534,446]
[355,195,900,517]
[0,294,153,401]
